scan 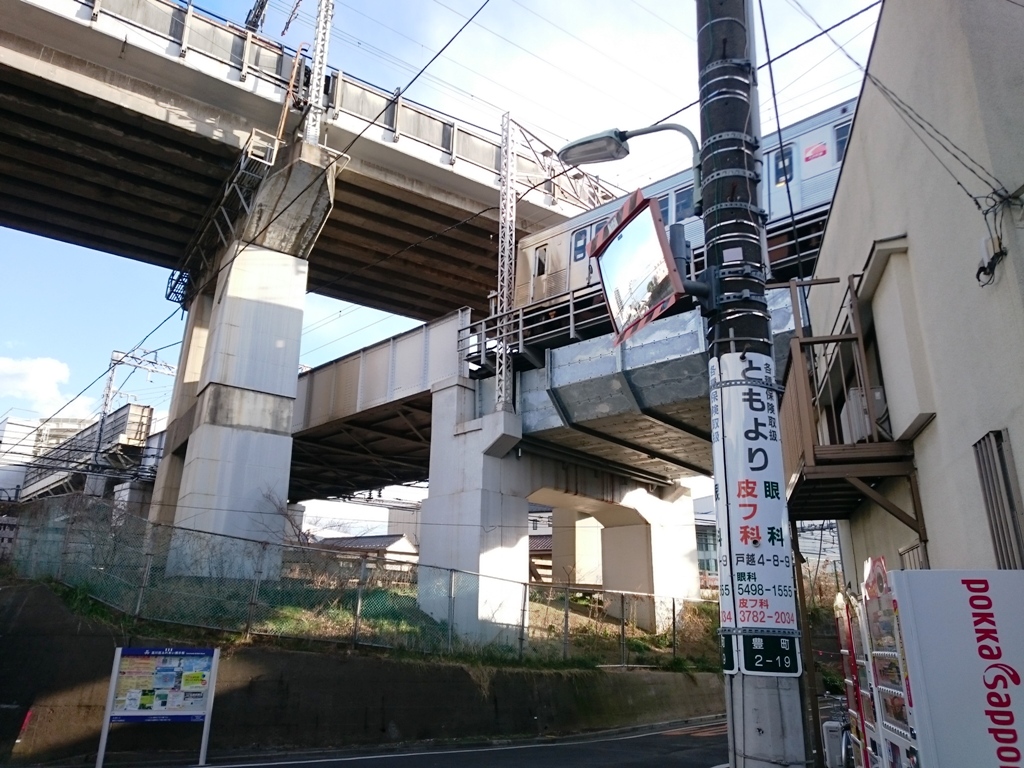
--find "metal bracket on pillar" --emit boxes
[91,0,102,22]
[448,122,459,166]
[391,88,403,142]
[179,2,194,57]
[240,31,253,82]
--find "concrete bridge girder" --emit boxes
[0,0,593,320]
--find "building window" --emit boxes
[774,145,794,186]
[674,187,694,222]
[572,228,588,262]
[835,121,852,163]
[974,429,1024,569]
[535,245,547,276]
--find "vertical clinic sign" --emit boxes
[711,352,801,676]
[96,648,220,768]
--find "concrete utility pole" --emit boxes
[697,0,807,765]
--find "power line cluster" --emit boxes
[11,0,897,501]
[780,0,1019,285]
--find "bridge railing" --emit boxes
[75,0,616,209]
[458,283,806,374]
[6,495,720,670]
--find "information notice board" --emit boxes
[710,352,801,677]
[96,648,220,768]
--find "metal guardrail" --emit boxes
[459,285,612,373]
[9,496,719,668]
[77,0,618,210]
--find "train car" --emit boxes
[513,98,857,311]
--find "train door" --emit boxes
[567,218,609,292]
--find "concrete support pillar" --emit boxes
[551,507,602,585]
[150,141,343,547]
[174,242,307,542]
[418,376,529,644]
[150,292,213,525]
[601,488,700,632]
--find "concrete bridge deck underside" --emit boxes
[0,0,592,320]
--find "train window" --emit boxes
[657,195,670,224]
[835,121,852,163]
[674,187,695,221]
[535,245,547,276]
[593,218,608,237]
[774,145,794,186]
[572,229,588,262]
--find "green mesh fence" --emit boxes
[5,499,718,667]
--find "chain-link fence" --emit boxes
[5,497,720,668]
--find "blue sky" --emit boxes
[0,0,877,437]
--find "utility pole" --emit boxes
[697,0,807,765]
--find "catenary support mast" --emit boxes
[697,0,807,765]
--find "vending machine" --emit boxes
[836,558,1024,768]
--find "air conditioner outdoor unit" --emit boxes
[840,386,888,444]
[821,720,844,768]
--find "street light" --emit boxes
[559,124,711,316]
[556,123,702,211]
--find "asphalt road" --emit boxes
[204,721,729,768]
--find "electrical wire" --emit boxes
[264,0,585,142]
[653,0,880,125]
[757,0,805,280]
[784,0,1007,196]
[8,1,896,501]
[1,312,183,462]
[628,0,696,42]
[783,0,1018,285]
[6,0,493,460]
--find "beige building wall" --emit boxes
[810,0,1024,572]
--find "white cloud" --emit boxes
[0,357,96,419]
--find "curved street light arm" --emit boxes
[621,123,702,194]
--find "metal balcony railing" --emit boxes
[779,276,922,534]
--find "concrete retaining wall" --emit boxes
[0,583,724,764]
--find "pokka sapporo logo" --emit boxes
[963,579,1021,767]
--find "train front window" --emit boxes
[674,187,694,222]
[572,229,588,261]
[535,245,547,276]
[835,122,852,163]
[774,145,794,186]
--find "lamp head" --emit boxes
[557,129,630,165]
